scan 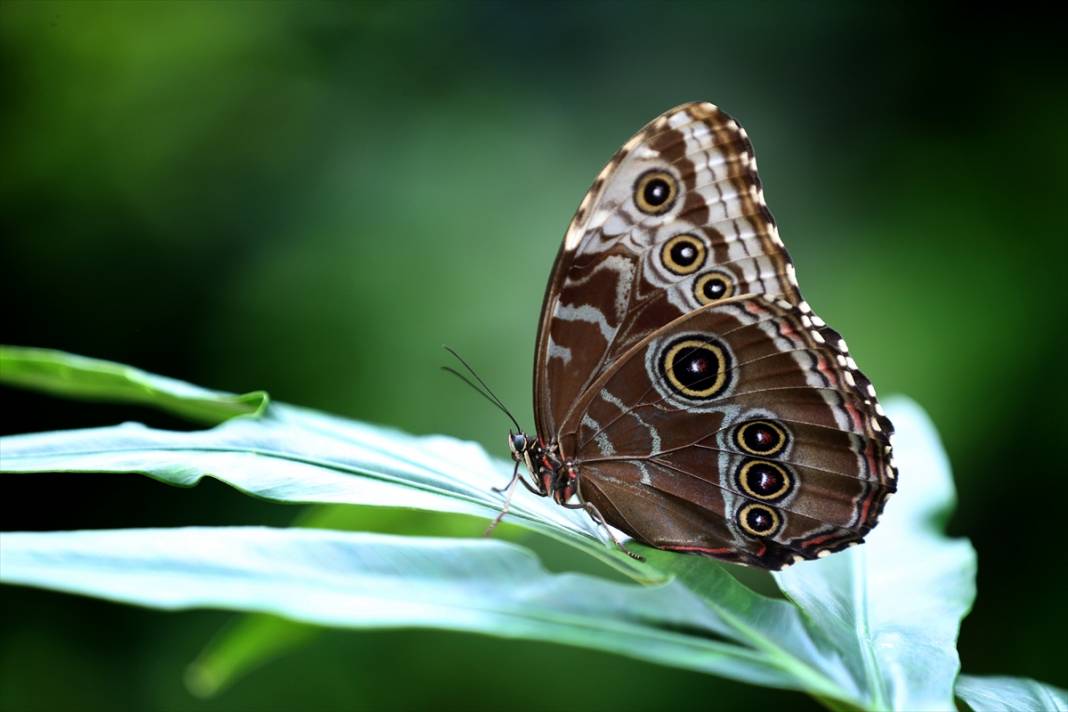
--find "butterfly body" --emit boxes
[507,433,576,506]
[505,102,896,570]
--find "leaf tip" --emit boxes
[184,661,224,699]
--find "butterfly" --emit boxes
[456,102,896,570]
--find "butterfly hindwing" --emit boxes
[558,296,896,569]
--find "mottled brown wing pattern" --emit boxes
[560,296,896,569]
[534,102,801,436]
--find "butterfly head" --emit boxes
[507,431,533,461]
[507,430,542,488]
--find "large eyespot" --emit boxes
[633,169,678,215]
[659,335,732,400]
[737,502,782,538]
[694,271,735,305]
[736,459,793,502]
[661,234,706,275]
[734,420,788,456]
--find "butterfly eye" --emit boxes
[737,502,783,538]
[633,169,678,215]
[659,336,732,400]
[736,459,793,502]
[661,234,706,275]
[694,271,735,305]
[509,433,528,455]
[734,420,787,456]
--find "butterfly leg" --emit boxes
[563,480,645,562]
[493,464,542,497]
[484,461,522,537]
[491,460,522,494]
[486,460,544,536]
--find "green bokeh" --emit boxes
[2,2,1065,710]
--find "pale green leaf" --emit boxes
[0,527,831,695]
[956,675,1068,712]
[774,399,977,711]
[6,347,1054,711]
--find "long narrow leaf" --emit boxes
[0,527,843,697]
[0,407,652,581]
[0,346,267,424]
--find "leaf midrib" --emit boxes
[851,545,888,709]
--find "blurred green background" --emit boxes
[2,2,1065,710]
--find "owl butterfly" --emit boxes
[478,101,896,570]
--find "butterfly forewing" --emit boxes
[534,102,801,437]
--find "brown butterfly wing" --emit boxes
[533,102,801,437]
[557,296,896,569]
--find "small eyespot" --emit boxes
[735,459,793,502]
[659,336,732,400]
[734,420,787,456]
[737,502,782,538]
[633,169,678,215]
[694,271,735,305]
[661,234,706,275]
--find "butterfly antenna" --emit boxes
[441,347,522,432]
[443,346,507,406]
[443,346,517,419]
